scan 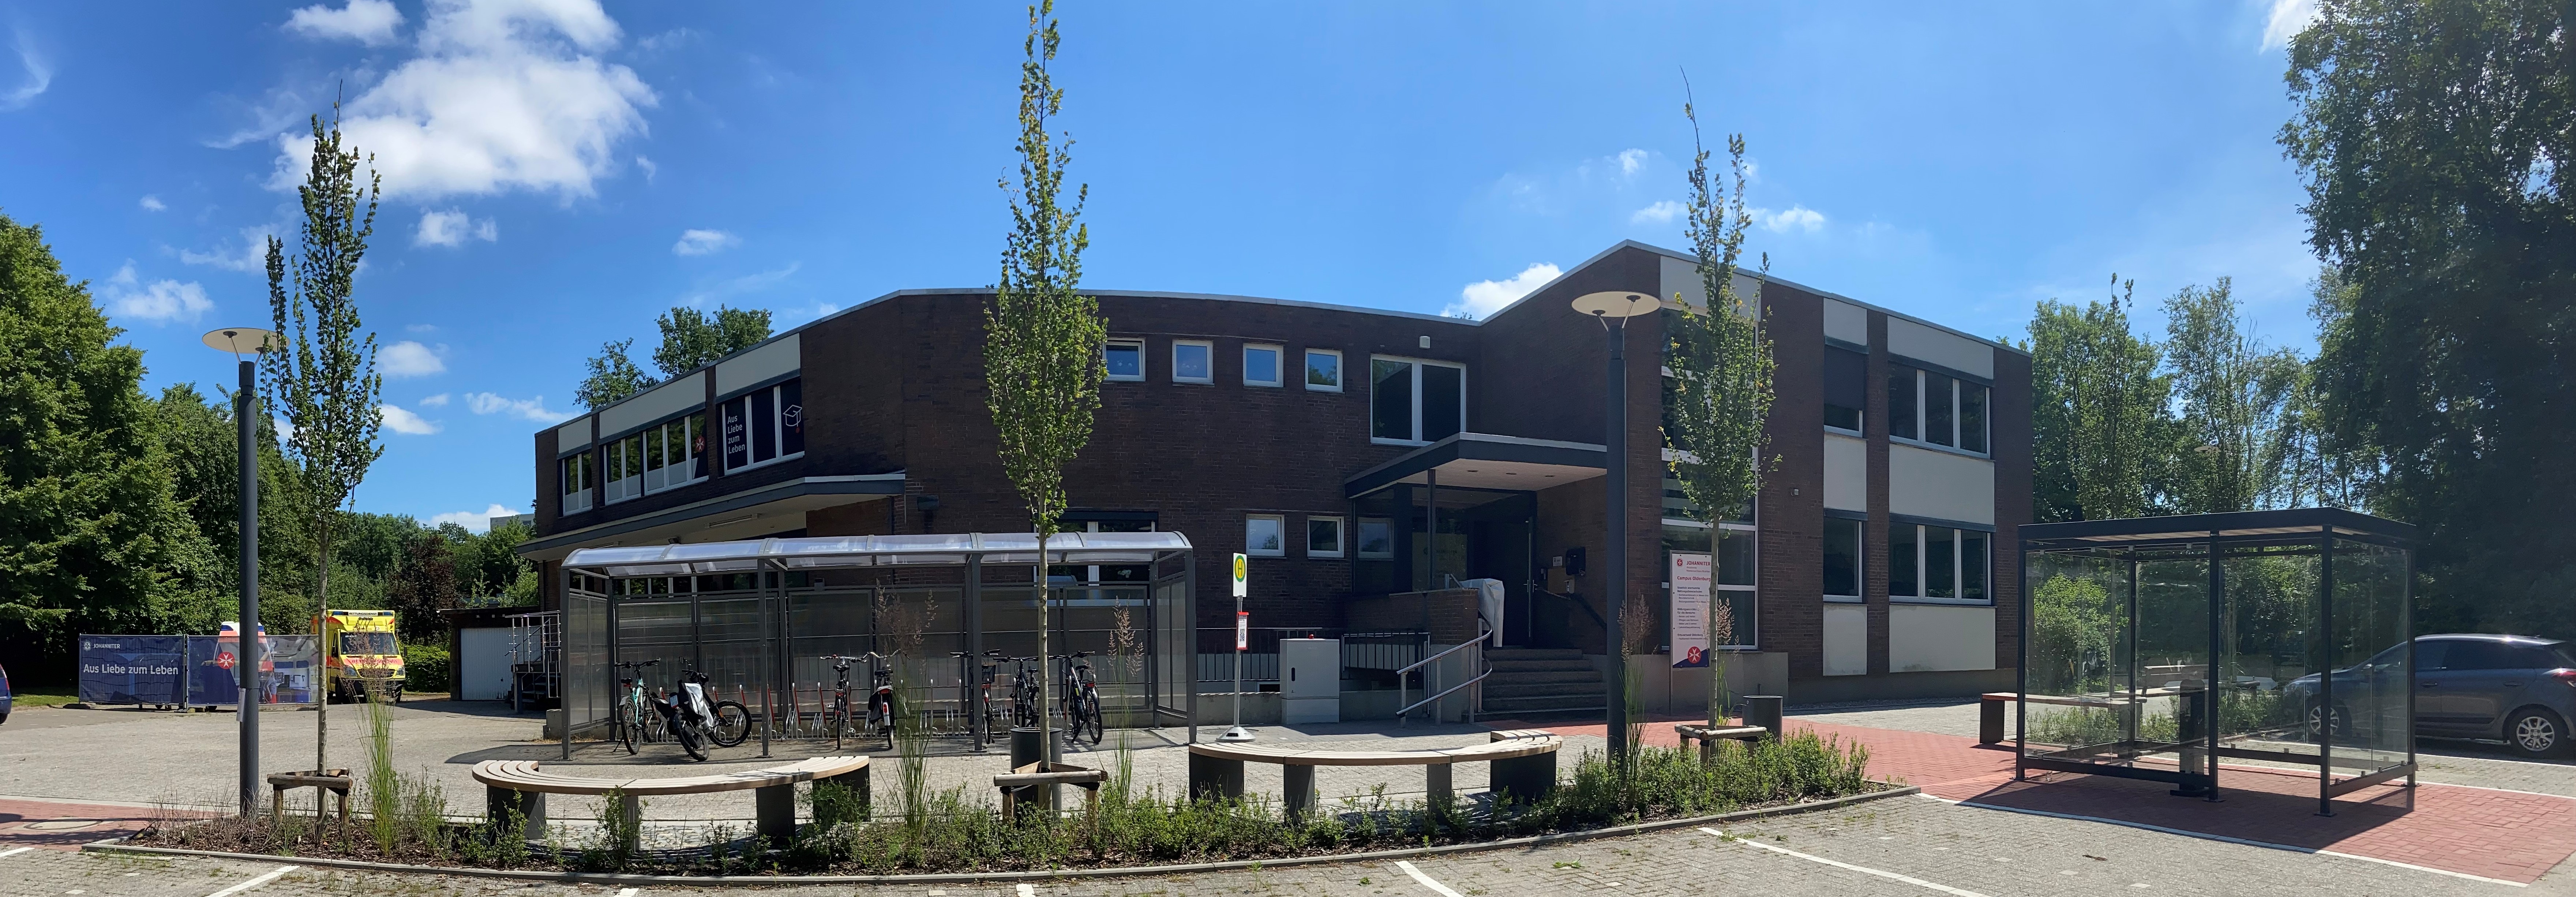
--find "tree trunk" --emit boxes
[1035,529,1051,766]
[314,520,331,773]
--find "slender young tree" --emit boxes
[262,106,385,772]
[1661,87,1775,734]
[986,0,1106,762]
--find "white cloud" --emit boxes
[429,503,521,534]
[179,222,287,273]
[1446,263,1561,320]
[381,340,448,377]
[672,228,736,256]
[405,322,439,333]
[465,391,572,422]
[285,0,405,46]
[265,0,655,201]
[378,403,440,435]
[2262,0,2320,51]
[679,262,798,306]
[139,195,166,212]
[413,208,498,247]
[1631,200,1685,225]
[99,261,214,324]
[3,29,50,112]
[634,154,657,182]
[1615,148,1647,176]
[1754,205,1827,233]
[418,392,450,407]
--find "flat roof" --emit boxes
[2021,508,2416,549]
[563,531,1195,578]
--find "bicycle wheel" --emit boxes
[615,702,639,755]
[830,695,850,751]
[674,721,706,761]
[708,700,752,747]
[1081,692,1103,745]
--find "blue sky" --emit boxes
[0,0,2325,529]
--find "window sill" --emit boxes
[1304,385,1342,393]
[1825,426,1864,439]
[1171,378,1214,385]
[1106,375,1144,383]
[1824,596,1864,604]
[1370,437,1430,447]
[1309,552,1345,560]
[1245,551,1286,558]
[1888,438,1991,460]
[1245,381,1282,389]
[1890,597,1993,607]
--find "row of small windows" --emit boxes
[1104,338,1467,446]
[559,378,805,516]
[1819,345,1990,455]
[1820,516,1991,604]
[1245,513,1396,560]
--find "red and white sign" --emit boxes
[1669,552,1713,669]
[1235,611,1249,651]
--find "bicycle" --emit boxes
[950,649,1005,750]
[1007,655,1043,729]
[821,653,900,752]
[1058,650,1104,747]
[659,667,753,760]
[611,659,664,755]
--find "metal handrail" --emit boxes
[1397,622,1489,726]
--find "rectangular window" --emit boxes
[1960,382,1988,453]
[1961,530,1989,602]
[1305,349,1341,392]
[1245,514,1286,557]
[1715,528,1755,587]
[641,414,710,495]
[1889,522,1919,598]
[1243,344,1282,387]
[722,378,806,474]
[1888,367,1918,441]
[1306,516,1345,558]
[1368,356,1466,443]
[1926,525,1957,597]
[1173,340,1213,384]
[1822,517,1860,599]
[559,453,593,515]
[1924,371,1956,448]
[1104,339,1144,381]
[1823,345,1866,433]
[1356,516,1394,559]
[606,434,644,504]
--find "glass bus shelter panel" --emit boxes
[564,587,610,733]
[1153,573,1190,723]
[2023,550,2134,758]
[2216,549,2321,750]
[2324,539,2412,775]
[613,599,700,682]
[694,595,769,696]
[784,587,875,685]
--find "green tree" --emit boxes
[2026,280,2174,523]
[153,384,314,633]
[2282,0,2574,639]
[0,212,220,675]
[262,107,386,769]
[986,0,1107,756]
[1661,93,1774,731]
[575,338,655,411]
[383,530,457,639]
[650,305,773,377]
[2160,279,2307,513]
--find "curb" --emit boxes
[84,784,1916,886]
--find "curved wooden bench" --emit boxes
[1186,730,1560,818]
[471,756,869,844]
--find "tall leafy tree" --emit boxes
[2160,279,2306,513]
[651,305,773,377]
[0,212,219,676]
[986,0,1107,758]
[154,384,313,633]
[263,107,386,770]
[1661,93,1774,732]
[2283,0,2575,639]
[575,338,655,411]
[2026,280,2173,522]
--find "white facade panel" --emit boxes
[716,333,802,396]
[1823,299,1868,344]
[1887,604,1997,673]
[1823,604,1869,676]
[598,371,705,437]
[1823,433,1868,511]
[1887,317,1992,379]
[1888,444,1994,524]
[1657,255,1760,317]
[556,418,592,451]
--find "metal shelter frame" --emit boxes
[2016,508,2417,815]
[557,532,1199,758]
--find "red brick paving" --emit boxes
[0,797,211,852]
[1495,714,2576,885]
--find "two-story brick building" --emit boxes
[520,240,2031,707]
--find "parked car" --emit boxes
[1,662,12,725]
[2285,634,2576,758]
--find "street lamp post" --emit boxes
[204,328,278,816]
[1570,292,1660,762]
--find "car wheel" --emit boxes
[2306,703,2346,741]
[2505,708,2567,759]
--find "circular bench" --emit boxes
[1185,729,1560,818]
[471,755,869,846]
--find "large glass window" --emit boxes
[1368,356,1466,443]
[1889,522,1919,597]
[1891,522,1991,603]
[559,452,594,515]
[1890,366,1990,455]
[1356,517,1394,559]
[1925,371,1957,448]
[1305,349,1342,392]
[1823,517,1861,599]
[722,378,806,472]
[605,434,644,503]
[1823,345,1866,433]
[1662,520,1757,649]
[641,412,709,495]
[1888,367,1917,440]
[1961,381,1988,453]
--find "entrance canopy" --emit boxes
[1344,433,1605,499]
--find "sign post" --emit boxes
[1220,553,1255,741]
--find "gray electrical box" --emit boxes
[1280,638,1340,724]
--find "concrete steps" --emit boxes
[1480,648,1604,717]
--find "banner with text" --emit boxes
[1669,553,1713,668]
[77,635,188,705]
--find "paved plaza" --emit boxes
[1,697,2570,896]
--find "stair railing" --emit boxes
[1396,620,1490,726]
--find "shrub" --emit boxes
[400,642,450,694]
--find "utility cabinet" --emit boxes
[1280,638,1341,724]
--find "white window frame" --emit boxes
[1171,339,1214,384]
[1245,513,1287,557]
[1890,522,1992,605]
[641,413,709,496]
[604,434,644,505]
[1242,343,1283,388]
[1306,515,1345,558]
[559,453,593,515]
[1368,355,1467,445]
[1305,348,1343,392]
[1822,516,1863,602]
[1104,338,1145,382]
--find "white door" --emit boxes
[457,628,517,701]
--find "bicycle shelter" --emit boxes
[2017,508,2416,815]
[556,531,1199,755]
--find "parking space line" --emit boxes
[0,846,30,858]
[1915,794,2532,888]
[1700,828,1991,897]
[202,864,298,897]
[1394,860,1464,897]
[1015,884,1036,897]
[615,889,639,897]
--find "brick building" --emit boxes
[519,240,2030,706]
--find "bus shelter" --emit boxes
[557,532,1199,755]
[2017,508,2415,815]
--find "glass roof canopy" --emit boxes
[562,531,1195,577]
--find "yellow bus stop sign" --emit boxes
[1231,552,1248,598]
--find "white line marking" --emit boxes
[0,846,30,858]
[1395,860,1465,897]
[203,865,298,897]
[1700,828,1991,896]
[1016,884,1036,897]
[1915,793,2530,887]
[615,890,638,897]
